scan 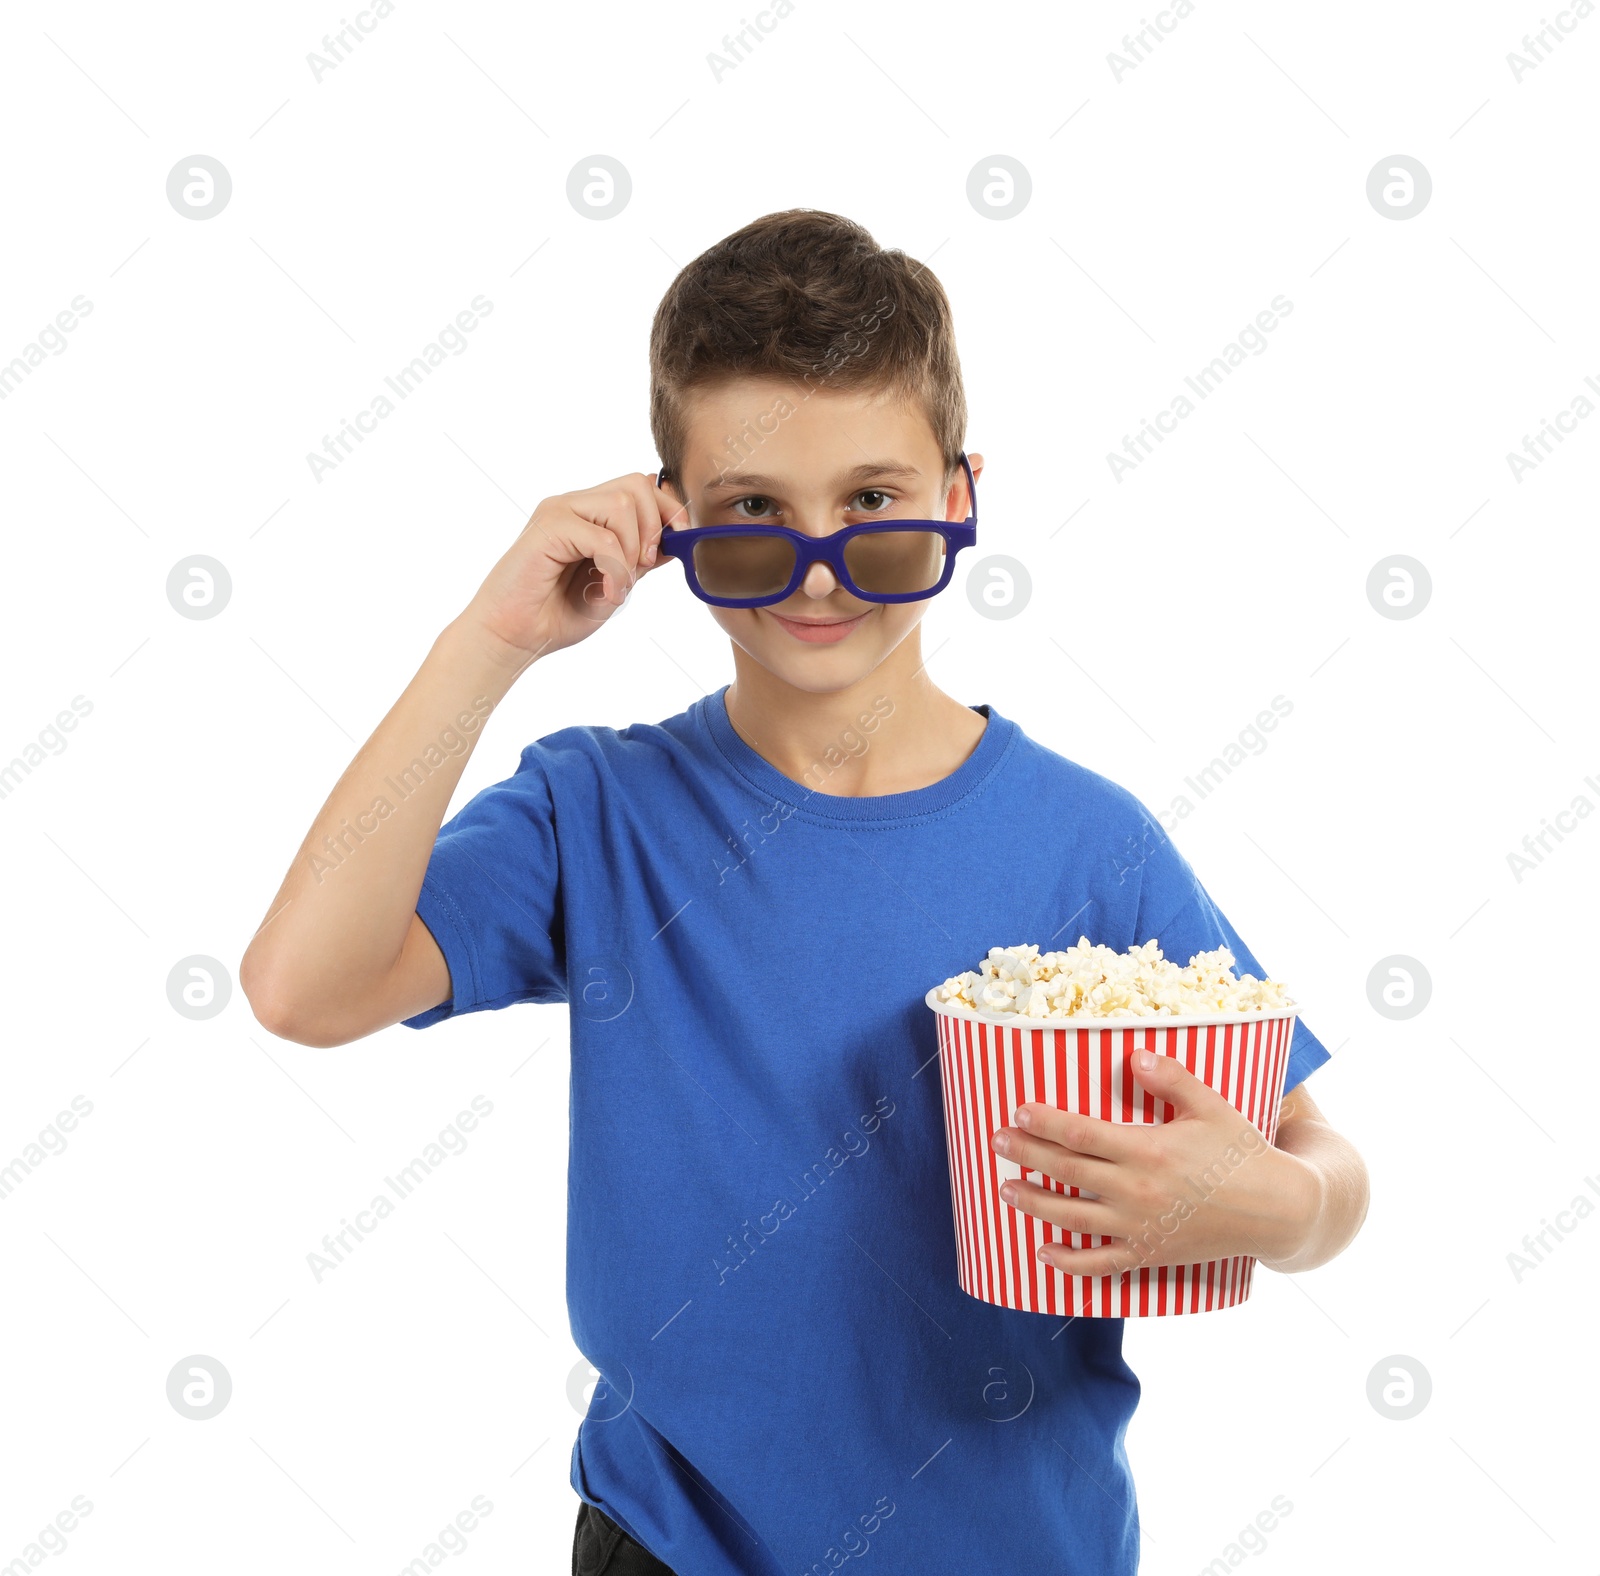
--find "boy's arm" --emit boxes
[1256,1079,1370,1274]
[239,617,527,1046]
[240,472,681,1048]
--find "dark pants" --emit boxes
[572,1500,677,1576]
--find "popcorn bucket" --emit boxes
[925,993,1298,1317]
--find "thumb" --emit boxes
[1128,1043,1224,1118]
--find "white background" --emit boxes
[2,0,1596,1571]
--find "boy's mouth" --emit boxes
[765,609,873,645]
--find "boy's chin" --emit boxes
[758,653,886,695]
[717,609,910,695]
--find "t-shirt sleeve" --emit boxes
[401,744,567,1029]
[1130,813,1332,1095]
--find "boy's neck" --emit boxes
[722,632,989,798]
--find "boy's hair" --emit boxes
[649,209,966,490]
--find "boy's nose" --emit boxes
[801,561,840,598]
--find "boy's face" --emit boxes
[670,377,982,696]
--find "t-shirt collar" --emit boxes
[699,683,1015,824]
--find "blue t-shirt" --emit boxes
[404,687,1332,1575]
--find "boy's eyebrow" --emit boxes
[704,461,923,492]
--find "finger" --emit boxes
[553,517,627,586]
[609,471,682,574]
[999,1178,1127,1238]
[1009,1104,1134,1163]
[614,473,671,574]
[1038,1241,1142,1277]
[563,522,633,614]
[621,470,684,572]
[993,1126,1119,1196]
[571,485,643,577]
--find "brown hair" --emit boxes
[648,209,966,490]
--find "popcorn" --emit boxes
[934,938,1294,1020]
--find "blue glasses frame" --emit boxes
[653,454,978,608]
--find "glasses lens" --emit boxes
[842,529,946,596]
[692,534,797,601]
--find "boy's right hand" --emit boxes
[463,471,688,667]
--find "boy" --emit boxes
[241,209,1368,1576]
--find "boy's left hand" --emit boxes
[991,1047,1321,1277]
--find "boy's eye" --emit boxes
[724,489,895,521]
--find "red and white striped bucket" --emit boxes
[926,993,1298,1317]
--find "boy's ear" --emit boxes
[947,452,983,518]
[654,469,694,531]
